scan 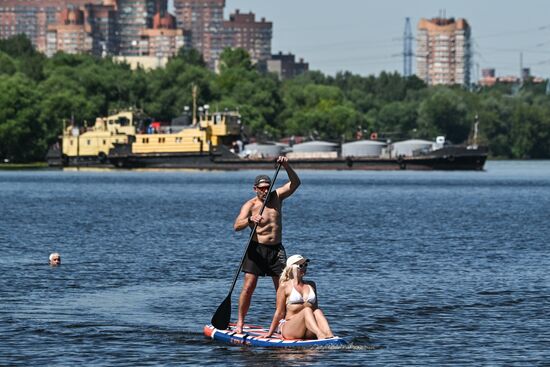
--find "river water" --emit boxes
[1,161,549,366]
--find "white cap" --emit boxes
[286,254,309,267]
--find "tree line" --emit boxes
[1,35,549,162]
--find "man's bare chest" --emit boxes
[251,201,281,216]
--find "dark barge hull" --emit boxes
[107,156,486,170]
[48,144,488,170]
[106,148,487,171]
[112,155,402,170]
[404,145,488,171]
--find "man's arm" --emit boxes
[275,156,301,200]
[234,200,253,231]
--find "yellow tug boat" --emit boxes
[108,109,242,168]
[61,111,143,165]
[46,107,243,168]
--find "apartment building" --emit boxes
[1,0,271,69]
[116,0,158,56]
[0,0,98,53]
[416,17,471,86]
[173,0,225,67]
[45,6,92,56]
[222,9,272,67]
[84,1,118,56]
[267,52,308,80]
[139,11,185,58]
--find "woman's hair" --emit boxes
[279,264,298,284]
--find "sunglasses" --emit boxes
[255,186,270,191]
[298,262,308,269]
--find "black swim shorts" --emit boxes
[242,241,287,276]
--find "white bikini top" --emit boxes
[287,284,316,305]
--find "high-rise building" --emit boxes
[0,0,182,58]
[85,1,118,56]
[416,17,471,86]
[222,9,272,67]
[116,0,158,55]
[1,0,271,68]
[139,10,185,58]
[267,52,308,80]
[45,2,119,57]
[45,6,92,56]
[0,0,98,53]
[173,0,225,67]
[479,68,496,87]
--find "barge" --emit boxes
[47,109,488,171]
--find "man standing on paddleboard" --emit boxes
[233,156,301,334]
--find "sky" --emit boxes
[220,0,550,79]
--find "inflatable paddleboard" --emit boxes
[204,324,347,348]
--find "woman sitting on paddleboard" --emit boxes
[265,254,334,340]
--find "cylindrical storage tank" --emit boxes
[342,140,386,157]
[291,141,338,152]
[391,139,434,157]
[286,141,339,159]
[243,143,283,157]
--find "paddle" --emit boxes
[211,163,282,330]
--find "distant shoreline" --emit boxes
[0,163,49,170]
[2,159,550,171]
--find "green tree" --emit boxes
[38,74,99,146]
[417,87,470,143]
[528,98,550,158]
[175,47,206,67]
[0,34,45,81]
[144,57,215,120]
[281,82,361,140]
[0,74,42,161]
[0,52,17,75]
[375,101,418,138]
[477,94,514,157]
[218,48,254,71]
[214,48,282,138]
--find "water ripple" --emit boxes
[1,163,550,365]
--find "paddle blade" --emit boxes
[211,294,231,330]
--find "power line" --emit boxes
[475,24,550,40]
[281,37,400,53]
[316,54,400,66]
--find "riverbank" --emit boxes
[0,162,49,170]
